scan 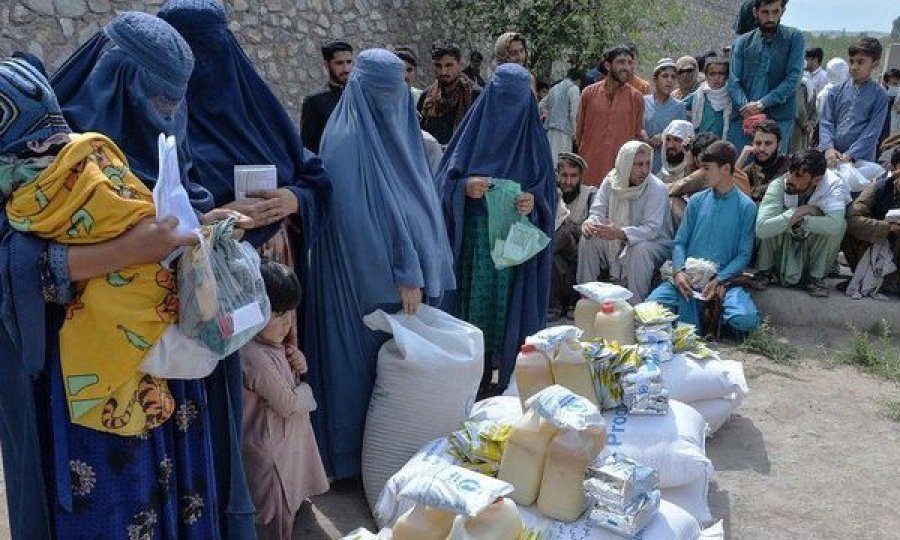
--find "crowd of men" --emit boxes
[300,2,899,334]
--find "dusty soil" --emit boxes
[3,342,898,540]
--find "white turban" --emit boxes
[663,119,695,143]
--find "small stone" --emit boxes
[87,0,109,11]
[24,0,55,16]
[59,17,75,37]
[227,20,240,32]
[369,9,382,20]
[258,48,272,60]
[266,61,279,79]
[12,4,35,23]
[330,0,344,10]
[231,0,249,11]
[265,0,281,11]
[54,0,87,18]
[317,13,329,28]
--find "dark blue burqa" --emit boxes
[306,49,455,478]
[435,63,556,389]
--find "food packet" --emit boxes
[633,302,678,326]
[586,453,660,512]
[621,360,669,415]
[585,341,642,411]
[399,465,513,517]
[573,282,633,304]
[587,489,660,537]
[525,385,605,431]
[525,325,583,353]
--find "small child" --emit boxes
[240,260,328,540]
[818,37,889,182]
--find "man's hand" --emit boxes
[740,101,764,117]
[286,345,308,375]
[649,134,662,148]
[737,144,754,168]
[121,217,198,265]
[700,278,720,302]
[582,219,604,238]
[789,205,823,227]
[466,176,491,199]
[516,192,535,215]
[398,287,422,315]
[674,271,693,300]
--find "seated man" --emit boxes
[648,141,760,336]
[551,152,596,318]
[577,141,672,303]
[843,147,900,297]
[755,149,850,297]
[657,120,695,185]
[667,132,752,227]
[737,119,789,202]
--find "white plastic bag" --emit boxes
[469,396,523,424]
[661,470,713,526]
[525,325,583,352]
[140,324,226,379]
[526,385,605,431]
[153,134,200,268]
[834,162,884,193]
[601,401,711,488]
[362,306,483,514]
[660,355,749,404]
[573,282,634,304]
[399,465,513,517]
[519,499,701,540]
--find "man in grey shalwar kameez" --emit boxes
[577,141,673,302]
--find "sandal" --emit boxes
[754,271,774,290]
[806,279,829,298]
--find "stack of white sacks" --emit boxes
[354,286,742,538]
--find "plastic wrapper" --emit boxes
[525,385,605,431]
[177,218,270,356]
[633,302,677,326]
[586,453,660,513]
[585,341,641,411]
[399,465,513,517]
[448,420,512,476]
[635,323,674,364]
[587,489,660,537]
[621,360,669,415]
[573,282,633,304]
[660,258,719,292]
[525,325,583,353]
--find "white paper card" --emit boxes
[230,302,265,335]
[234,165,277,200]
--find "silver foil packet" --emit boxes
[586,453,660,512]
[588,489,660,537]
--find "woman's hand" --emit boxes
[465,176,491,199]
[201,208,254,240]
[516,192,535,215]
[124,217,198,264]
[398,287,422,315]
[226,188,299,228]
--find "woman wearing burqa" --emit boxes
[1,13,231,539]
[306,49,455,478]
[436,63,556,395]
[158,0,331,533]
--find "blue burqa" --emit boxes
[48,12,228,539]
[306,49,456,478]
[435,63,556,389]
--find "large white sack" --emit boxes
[519,499,701,540]
[689,393,741,436]
[662,469,713,527]
[373,437,461,528]
[362,306,483,514]
[601,401,712,488]
[661,355,748,403]
[468,396,524,424]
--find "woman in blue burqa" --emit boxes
[157,0,331,534]
[0,12,246,539]
[435,63,556,396]
[306,49,455,478]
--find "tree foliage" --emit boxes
[434,0,685,78]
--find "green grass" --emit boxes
[839,321,900,383]
[739,318,799,365]
[880,394,900,423]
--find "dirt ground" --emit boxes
[2,341,898,540]
[297,342,900,539]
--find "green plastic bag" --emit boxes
[485,178,551,270]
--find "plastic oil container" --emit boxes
[573,298,602,340]
[448,497,524,539]
[514,343,555,406]
[392,504,455,540]
[536,425,607,522]
[497,409,559,506]
[593,300,635,345]
[550,339,599,407]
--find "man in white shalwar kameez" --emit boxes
[577,141,674,302]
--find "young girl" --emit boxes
[241,261,329,539]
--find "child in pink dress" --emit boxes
[240,261,329,540]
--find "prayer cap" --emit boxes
[0,57,70,154]
[395,46,418,67]
[558,152,587,171]
[675,56,698,72]
[105,11,194,99]
[663,119,695,142]
[653,57,677,77]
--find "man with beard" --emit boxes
[625,42,652,96]
[301,39,353,154]
[738,119,789,202]
[672,56,700,100]
[577,142,673,303]
[657,120,695,184]
[463,50,486,87]
[756,149,850,296]
[550,153,596,319]
[727,0,805,153]
[576,45,645,185]
[643,58,686,174]
[418,41,481,146]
